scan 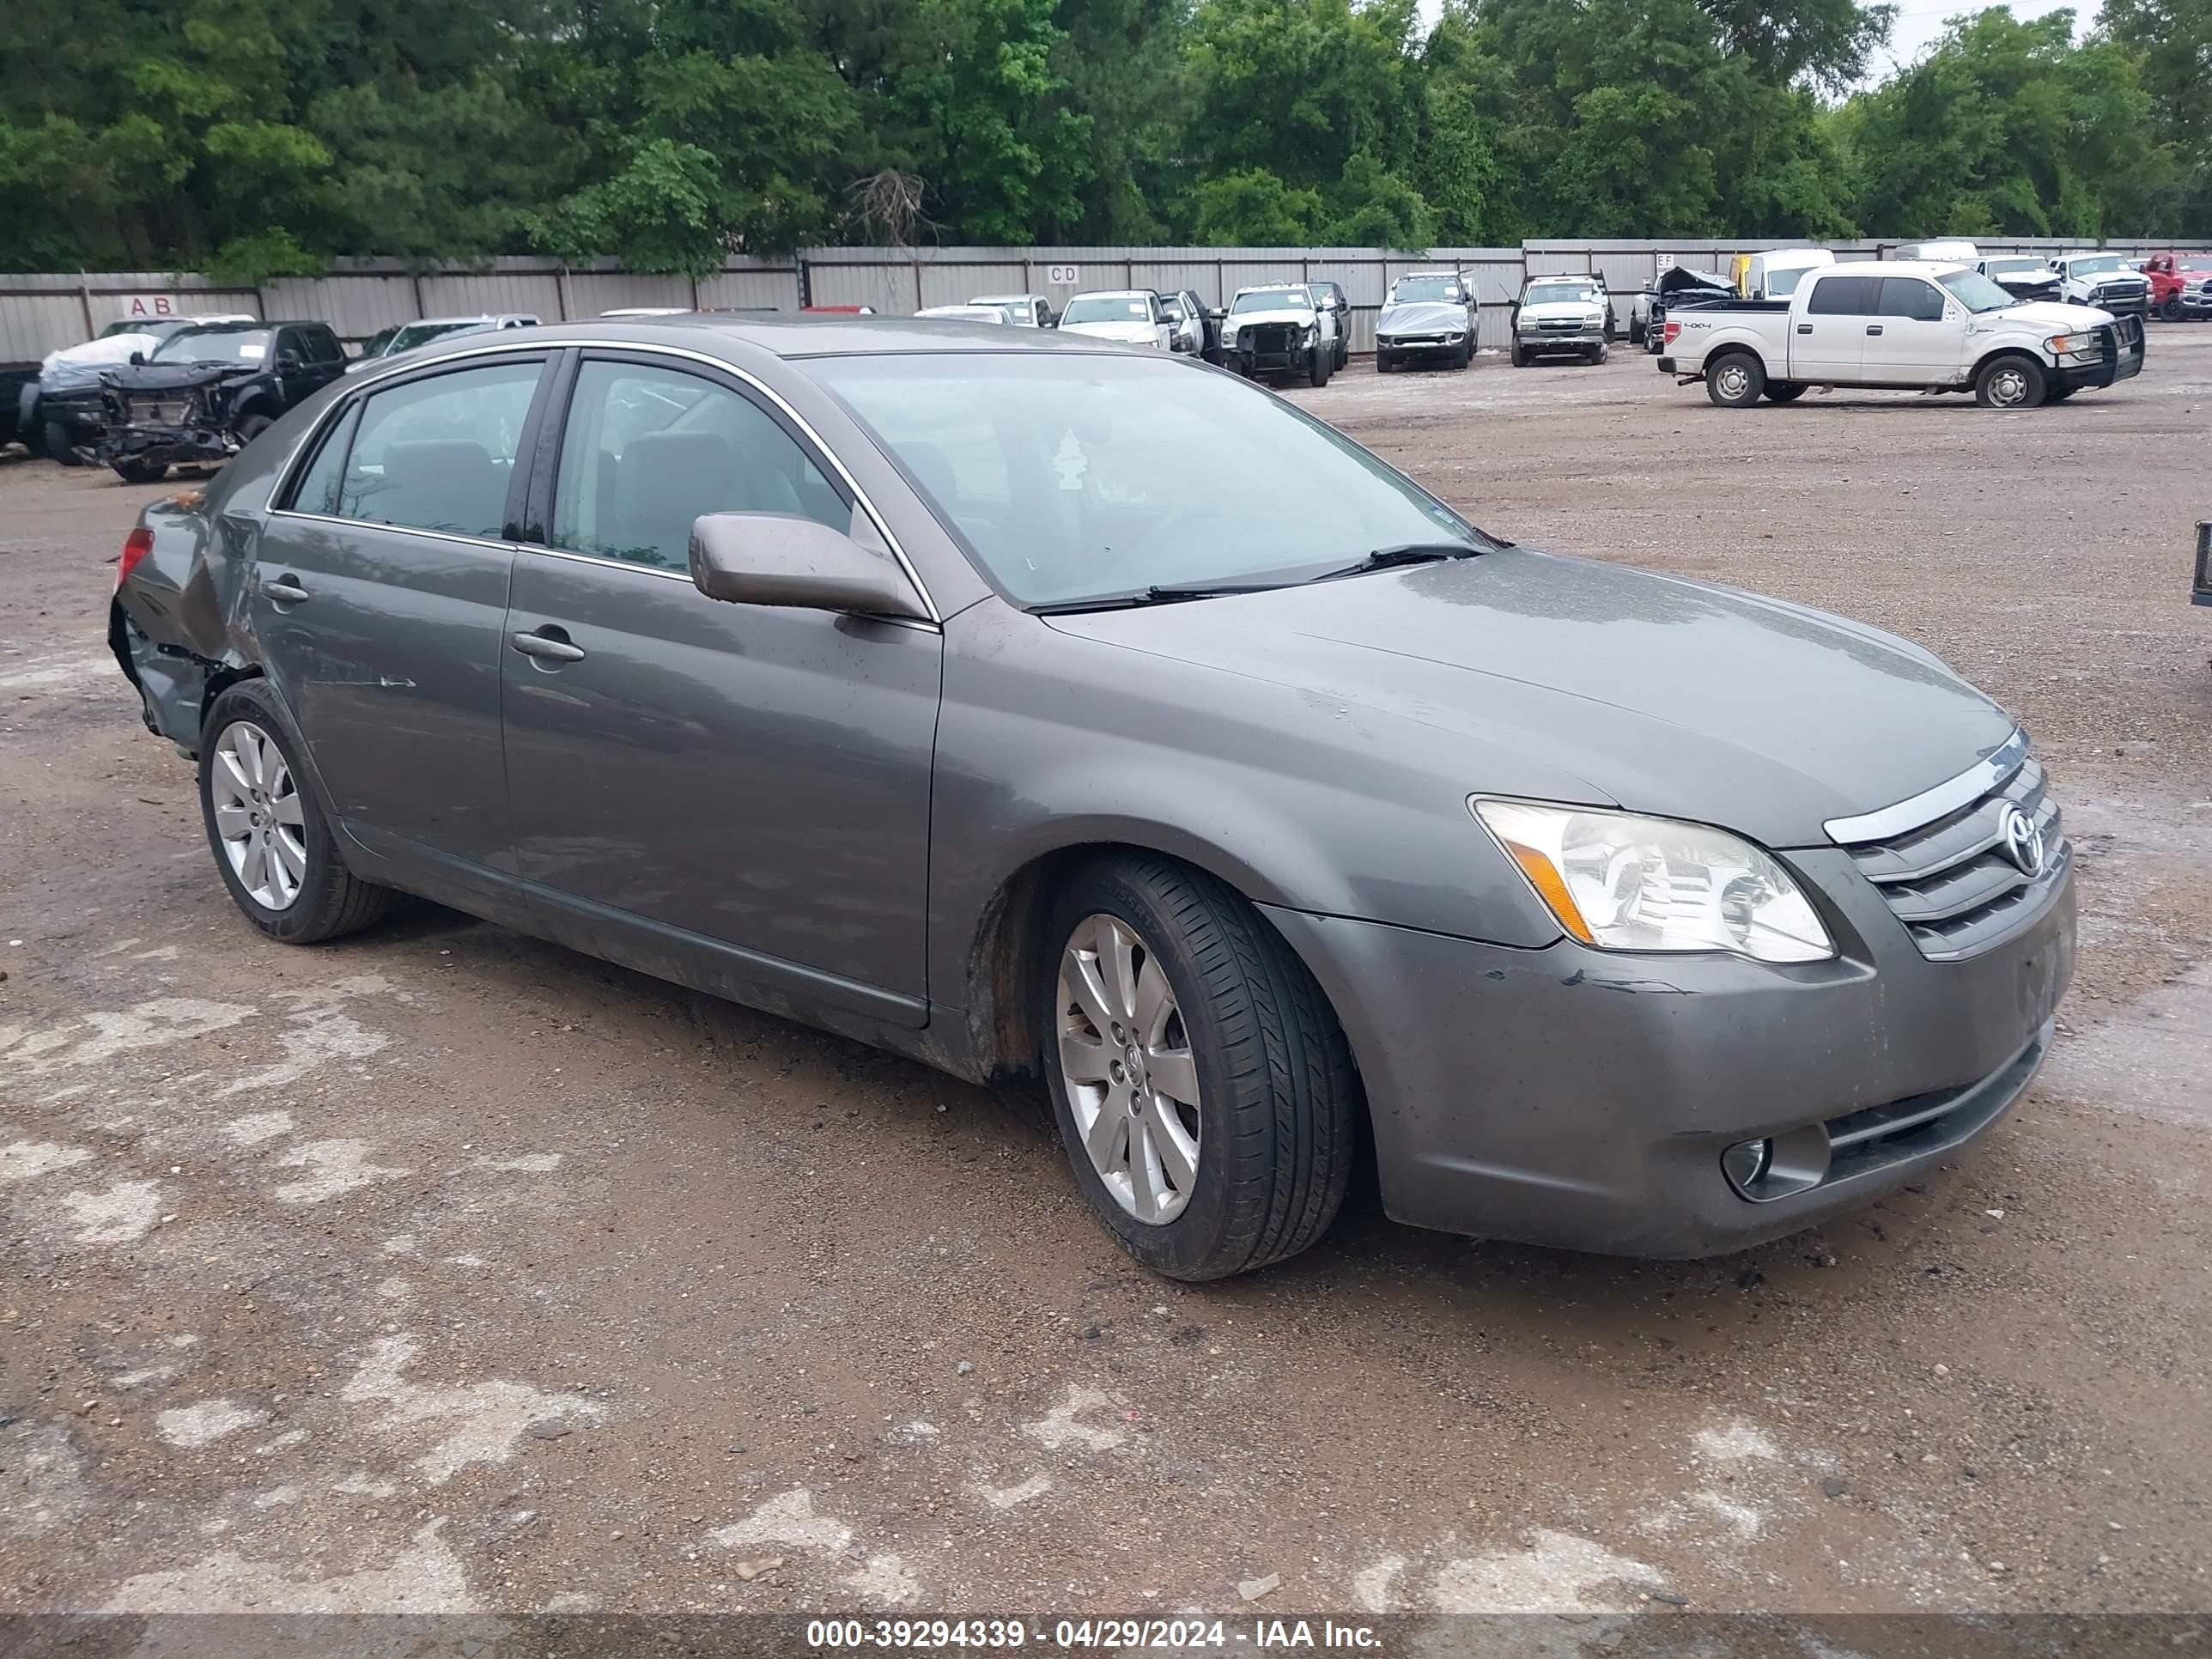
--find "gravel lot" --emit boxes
[3,333,2209,1626]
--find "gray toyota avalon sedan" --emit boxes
[110,317,2074,1280]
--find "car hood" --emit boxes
[1059,321,1158,344]
[1518,301,1606,325]
[1042,550,2015,848]
[1378,301,1468,334]
[1991,300,2115,331]
[1655,266,1735,297]
[99,362,254,392]
[1226,308,1316,331]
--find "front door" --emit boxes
[252,354,549,898]
[500,352,941,1024]
[1793,272,1875,382]
[1862,275,1969,385]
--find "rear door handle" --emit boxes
[263,575,310,605]
[1796,324,1814,335]
[510,628,585,664]
[1866,325,1884,336]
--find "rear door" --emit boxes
[1792,273,1876,381]
[499,350,941,1022]
[1863,275,1968,385]
[253,352,550,902]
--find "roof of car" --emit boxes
[1066,289,1154,299]
[387,313,1151,363]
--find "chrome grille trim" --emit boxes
[1822,729,2028,845]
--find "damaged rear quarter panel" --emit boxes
[112,406,319,752]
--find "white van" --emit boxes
[1736,248,1835,300]
[1892,240,1980,264]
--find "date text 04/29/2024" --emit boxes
[802,1619,1383,1650]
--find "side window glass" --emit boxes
[1878,278,1945,322]
[337,361,543,538]
[288,401,363,515]
[551,361,849,572]
[1807,275,1876,315]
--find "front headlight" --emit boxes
[1300,323,1317,343]
[1471,799,1835,963]
[2045,332,2099,356]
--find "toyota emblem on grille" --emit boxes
[2000,805,2045,878]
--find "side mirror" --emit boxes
[690,513,927,619]
[129,350,146,365]
[1207,307,1225,322]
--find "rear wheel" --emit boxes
[1763,382,1807,404]
[45,419,83,465]
[199,682,399,945]
[1705,350,1765,407]
[1039,855,1358,1280]
[1974,353,2045,410]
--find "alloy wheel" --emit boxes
[1055,913,1202,1224]
[210,720,307,910]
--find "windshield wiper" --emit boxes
[1028,581,1292,615]
[1308,541,1487,581]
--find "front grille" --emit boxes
[1537,319,1583,332]
[1822,1024,2047,1183]
[128,395,192,425]
[1240,323,1297,355]
[1833,749,2067,962]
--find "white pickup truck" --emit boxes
[1656,260,2145,410]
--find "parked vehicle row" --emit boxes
[108,311,2075,1279]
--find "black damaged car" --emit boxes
[98,320,346,483]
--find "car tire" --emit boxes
[1510,338,1527,368]
[1587,343,1607,365]
[1451,338,1473,369]
[1974,353,2045,410]
[1375,349,1393,374]
[1038,854,1358,1280]
[1705,350,1765,407]
[1308,346,1330,388]
[234,411,274,446]
[198,682,399,945]
[1334,334,1348,371]
[2161,297,2185,323]
[45,419,83,465]
[1629,318,1646,345]
[1762,382,1807,403]
[112,458,171,483]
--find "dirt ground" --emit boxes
[3,331,2209,1631]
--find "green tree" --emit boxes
[1192,166,1326,240]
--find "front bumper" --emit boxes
[2053,316,2146,392]
[100,421,237,469]
[1518,328,1605,353]
[1378,333,1468,358]
[1261,848,2075,1258]
[1226,332,1316,375]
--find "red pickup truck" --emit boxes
[2142,253,2212,322]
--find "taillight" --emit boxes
[1663,321,1682,346]
[117,526,153,591]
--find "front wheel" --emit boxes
[45,419,83,465]
[199,682,399,944]
[1586,343,1607,365]
[112,458,170,483]
[1510,338,1528,368]
[2161,297,2185,323]
[1705,350,1765,407]
[1334,334,1348,371]
[1763,382,1807,404]
[1039,856,1358,1280]
[1308,345,1330,387]
[1974,354,2045,410]
[234,411,274,447]
[1451,337,1473,369]
[1375,349,1394,374]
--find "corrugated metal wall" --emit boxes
[6,241,2207,366]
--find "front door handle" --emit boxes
[510,628,586,664]
[1866,325,1884,335]
[1796,323,1814,335]
[263,575,311,606]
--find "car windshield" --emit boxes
[1766,266,1821,297]
[151,328,272,365]
[1062,296,1151,324]
[1391,276,1462,302]
[1937,270,2019,313]
[1230,289,1311,315]
[2069,256,2126,276]
[1524,283,1599,306]
[815,353,1480,605]
[388,320,487,352]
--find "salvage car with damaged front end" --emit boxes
[109,317,2075,1280]
[98,320,347,483]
